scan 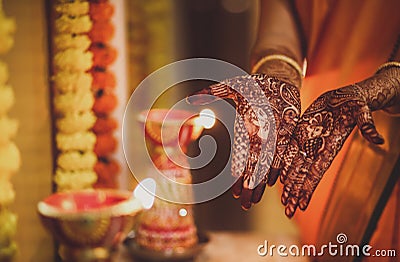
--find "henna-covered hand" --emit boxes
[280,66,400,218]
[187,74,301,210]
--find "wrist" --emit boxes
[255,59,302,88]
[356,66,400,111]
[251,47,304,89]
[377,66,400,114]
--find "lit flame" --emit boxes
[195,108,215,129]
[179,208,187,217]
[134,178,156,209]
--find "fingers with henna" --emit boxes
[251,180,267,203]
[186,83,236,105]
[239,135,263,210]
[232,176,243,199]
[282,155,311,218]
[356,105,384,144]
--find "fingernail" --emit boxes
[285,206,295,218]
[232,177,243,198]
[267,168,280,186]
[241,203,252,211]
[240,188,253,209]
[299,200,308,210]
[251,183,266,203]
[373,135,384,145]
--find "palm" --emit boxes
[280,85,384,217]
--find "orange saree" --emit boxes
[293,0,400,249]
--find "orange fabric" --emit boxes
[364,181,400,262]
[292,0,400,244]
[296,0,400,78]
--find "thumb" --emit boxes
[356,105,384,144]
[186,82,234,105]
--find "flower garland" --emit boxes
[52,0,97,191]
[0,0,19,260]
[88,0,120,189]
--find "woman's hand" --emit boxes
[187,73,301,209]
[280,66,400,218]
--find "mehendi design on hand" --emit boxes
[280,66,400,218]
[187,74,300,210]
[359,67,400,110]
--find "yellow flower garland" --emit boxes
[0,0,18,259]
[52,0,97,192]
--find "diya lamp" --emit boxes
[37,180,156,262]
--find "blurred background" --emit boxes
[3,1,299,261]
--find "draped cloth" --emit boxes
[291,0,400,247]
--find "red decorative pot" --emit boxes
[38,189,143,261]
